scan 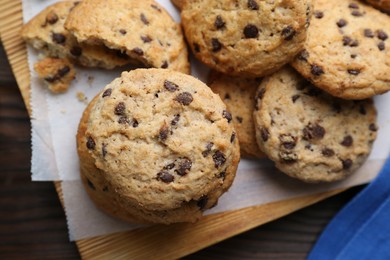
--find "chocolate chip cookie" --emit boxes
[291,0,390,99]
[65,0,190,74]
[34,57,75,93]
[77,68,240,224]
[253,67,377,183]
[181,0,311,77]
[208,70,264,158]
[21,1,130,69]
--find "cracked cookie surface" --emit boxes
[77,68,240,224]
[253,67,377,183]
[181,0,311,77]
[291,0,390,99]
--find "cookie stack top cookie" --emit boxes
[77,69,240,223]
[181,0,311,77]
[292,0,390,99]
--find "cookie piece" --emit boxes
[208,71,264,158]
[77,68,240,224]
[34,57,75,93]
[180,0,311,77]
[253,67,377,183]
[65,0,190,74]
[21,1,132,69]
[291,0,390,99]
[171,0,185,10]
[364,0,390,13]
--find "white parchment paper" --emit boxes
[24,0,390,240]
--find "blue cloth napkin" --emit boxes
[308,156,390,260]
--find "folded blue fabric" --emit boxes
[308,156,390,260]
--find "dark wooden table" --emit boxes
[0,42,364,259]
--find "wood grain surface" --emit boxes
[0,1,365,258]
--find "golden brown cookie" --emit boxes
[34,57,75,93]
[181,0,311,77]
[21,1,130,69]
[291,0,390,99]
[65,0,190,74]
[77,68,240,224]
[253,67,378,183]
[208,71,264,158]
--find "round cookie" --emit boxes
[291,0,390,100]
[181,0,311,78]
[208,70,264,158]
[253,67,378,183]
[364,0,390,13]
[77,68,240,224]
[21,1,130,69]
[65,0,190,74]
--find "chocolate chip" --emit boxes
[164,80,178,92]
[303,123,326,140]
[159,125,169,141]
[343,36,352,46]
[261,127,269,142]
[70,46,82,56]
[211,38,222,52]
[348,69,360,75]
[231,132,236,143]
[197,195,208,210]
[222,110,232,123]
[171,114,180,126]
[175,158,192,176]
[102,88,112,98]
[351,54,357,59]
[364,29,374,38]
[218,171,226,179]
[256,88,266,101]
[311,64,324,76]
[202,142,214,157]
[322,148,335,157]
[348,3,359,9]
[279,151,298,164]
[52,33,66,44]
[119,29,127,35]
[102,143,107,158]
[236,116,243,123]
[141,35,152,43]
[369,123,378,131]
[224,93,231,100]
[337,19,347,28]
[298,49,310,61]
[341,135,353,147]
[194,43,200,52]
[46,12,58,25]
[132,47,144,56]
[378,42,385,51]
[86,136,95,150]
[341,159,353,169]
[214,15,225,29]
[157,171,174,183]
[132,119,139,128]
[314,11,324,19]
[243,24,259,38]
[281,26,296,41]
[87,179,96,190]
[161,60,168,68]
[118,116,129,124]
[151,4,161,12]
[248,0,259,10]
[140,13,149,25]
[58,66,70,77]
[351,10,363,17]
[292,95,300,103]
[175,92,193,106]
[350,40,359,47]
[377,30,388,41]
[213,150,226,168]
[115,102,126,115]
[359,105,367,115]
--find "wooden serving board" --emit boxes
[0,1,345,258]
